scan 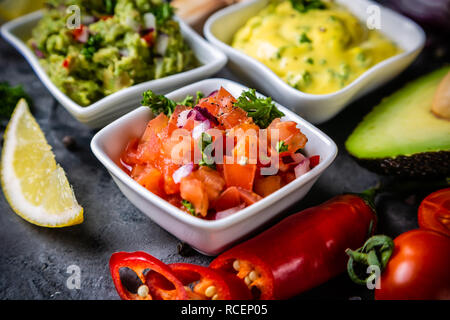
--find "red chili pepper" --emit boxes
[147,263,252,300]
[418,188,450,237]
[109,251,188,300]
[210,194,376,299]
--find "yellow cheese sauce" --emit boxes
[232,0,402,95]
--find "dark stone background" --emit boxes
[0,4,448,300]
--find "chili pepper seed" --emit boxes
[137,285,149,298]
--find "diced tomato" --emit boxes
[254,175,281,197]
[168,106,189,135]
[142,113,168,142]
[135,167,165,197]
[121,138,141,166]
[309,155,320,169]
[142,31,154,46]
[198,87,248,129]
[138,114,169,163]
[213,186,242,211]
[180,176,209,217]
[223,157,257,191]
[62,57,71,69]
[268,119,307,153]
[281,171,296,186]
[237,187,262,206]
[72,24,89,43]
[194,166,225,202]
[160,161,181,195]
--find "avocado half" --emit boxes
[346,66,450,178]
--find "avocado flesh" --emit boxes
[346,66,450,177]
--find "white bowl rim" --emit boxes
[203,0,426,101]
[1,10,228,118]
[91,77,338,231]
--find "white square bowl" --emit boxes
[204,0,425,124]
[1,10,227,128]
[91,78,337,255]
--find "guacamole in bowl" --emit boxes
[29,0,198,106]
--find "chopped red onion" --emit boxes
[177,109,192,128]
[290,152,306,164]
[143,12,156,31]
[156,33,169,56]
[294,158,310,178]
[126,16,140,32]
[31,42,45,59]
[77,26,89,43]
[172,163,194,184]
[192,120,211,140]
[81,15,96,25]
[214,203,245,220]
[193,106,219,125]
[207,90,218,97]
[119,48,129,57]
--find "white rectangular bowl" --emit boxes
[204,0,425,124]
[91,78,337,255]
[1,10,227,128]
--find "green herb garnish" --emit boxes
[142,90,205,116]
[81,34,102,60]
[290,0,326,13]
[104,0,116,14]
[0,82,32,119]
[181,200,196,216]
[276,141,289,153]
[151,2,175,26]
[199,132,215,169]
[299,32,312,44]
[142,90,177,116]
[178,91,204,107]
[234,89,284,128]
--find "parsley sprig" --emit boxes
[0,82,32,118]
[276,141,289,153]
[142,90,177,116]
[81,34,102,60]
[234,89,284,128]
[181,200,196,216]
[290,0,326,13]
[151,2,175,26]
[199,132,215,169]
[141,90,205,116]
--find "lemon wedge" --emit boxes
[1,99,83,227]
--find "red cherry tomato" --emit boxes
[418,188,450,237]
[376,229,450,300]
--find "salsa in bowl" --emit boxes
[120,86,320,220]
[91,78,337,254]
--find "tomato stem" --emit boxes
[345,235,394,286]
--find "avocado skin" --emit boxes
[351,151,450,178]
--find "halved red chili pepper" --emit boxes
[210,194,376,300]
[146,263,252,300]
[418,188,450,237]
[109,251,188,300]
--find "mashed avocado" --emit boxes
[232,0,402,95]
[29,0,198,106]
